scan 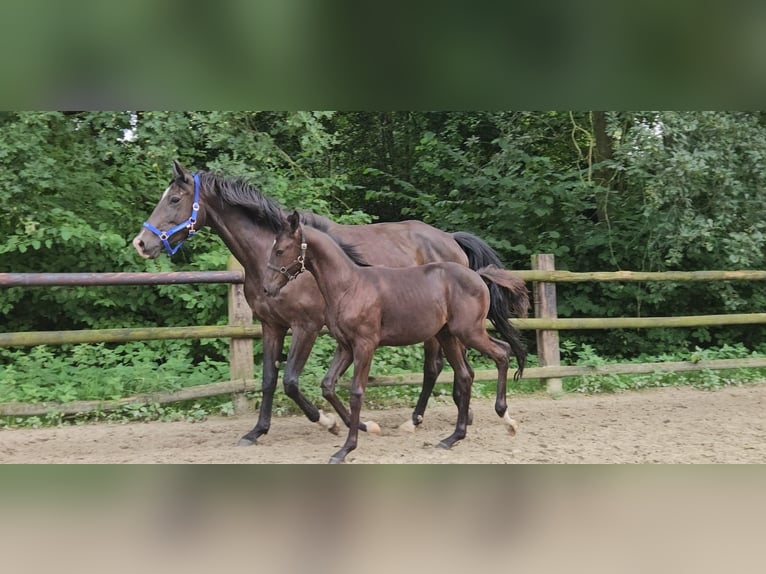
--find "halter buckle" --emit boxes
[142,173,202,256]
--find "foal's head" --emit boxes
[263,210,306,297]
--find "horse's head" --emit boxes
[132,160,206,258]
[263,210,306,297]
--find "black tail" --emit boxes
[452,231,505,270]
[453,232,528,380]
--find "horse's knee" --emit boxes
[282,375,300,398]
[260,368,279,391]
[454,370,472,389]
[426,354,444,375]
[320,377,336,400]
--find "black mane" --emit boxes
[200,171,368,266]
[199,171,286,232]
[327,231,371,267]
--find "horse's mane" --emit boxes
[200,171,369,266]
[199,171,334,234]
[325,230,371,268]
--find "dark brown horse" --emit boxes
[265,211,528,462]
[132,161,528,445]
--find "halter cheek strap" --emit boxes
[142,173,201,256]
[269,232,308,281]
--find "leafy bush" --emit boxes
[4,111,766,426]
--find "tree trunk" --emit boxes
[591,111,614,223]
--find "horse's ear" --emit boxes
[172,160,190,183]
[288,210,301,232]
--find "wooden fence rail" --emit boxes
[513,269,766,283]
[3,254,766,417]
[0,270,245,287]
[0,257,255,416]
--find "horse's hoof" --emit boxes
[328,456,345,464]
[318,411,341,435]
[436,441,452,450]
[398,419,416,433]
[237,437,256,447]
[364,421,381,434]
[503,411,519,437]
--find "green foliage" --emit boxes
[0,342,229,404]
[333,111,766,355]
[4,111,766,424]
[557,340,766,394]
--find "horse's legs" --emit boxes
[239,324,285,445]
[410,338,443,426]
[329,346,373,464]
[434,333,474,449]
[450,345,475,425]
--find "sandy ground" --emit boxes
[1,384,765,463]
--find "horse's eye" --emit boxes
[169,196,181,204]
[275,249,284,256]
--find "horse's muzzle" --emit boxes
[263,284,281,298]
[132,233,158,259]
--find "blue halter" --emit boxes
[142,173,201,256]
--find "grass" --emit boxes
[2,339,765,428]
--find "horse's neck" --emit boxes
[301,211,336,233]
[303,226,360,302]
[205,202,275,285]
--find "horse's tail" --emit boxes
[475,264,530,381]
[452,231,505,270]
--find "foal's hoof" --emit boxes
[237,437,256,447]
[318,411,341,435]
[436,440,452,450]
[328,456,345,464]
[503,412,519,437]
[364,421,381,434]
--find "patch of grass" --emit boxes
[3,338,766,427]
[557,341,766,394]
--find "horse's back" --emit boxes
[329,220,468,267]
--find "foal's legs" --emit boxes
[320,345,380,434]
[463,331,518,436]
[281,325,325,421]
[406,338,473,430]
[329,343,374,464]
[434,333,474,449]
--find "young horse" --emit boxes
[133,161,528,445]
[264,211,527,463]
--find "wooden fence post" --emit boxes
[531,254,562,395]
[228,256,254,414]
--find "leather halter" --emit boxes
[268,231,307,281]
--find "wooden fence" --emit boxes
[3,254,766,417]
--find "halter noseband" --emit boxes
[142,173,201,256]
[269,231,308,282]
